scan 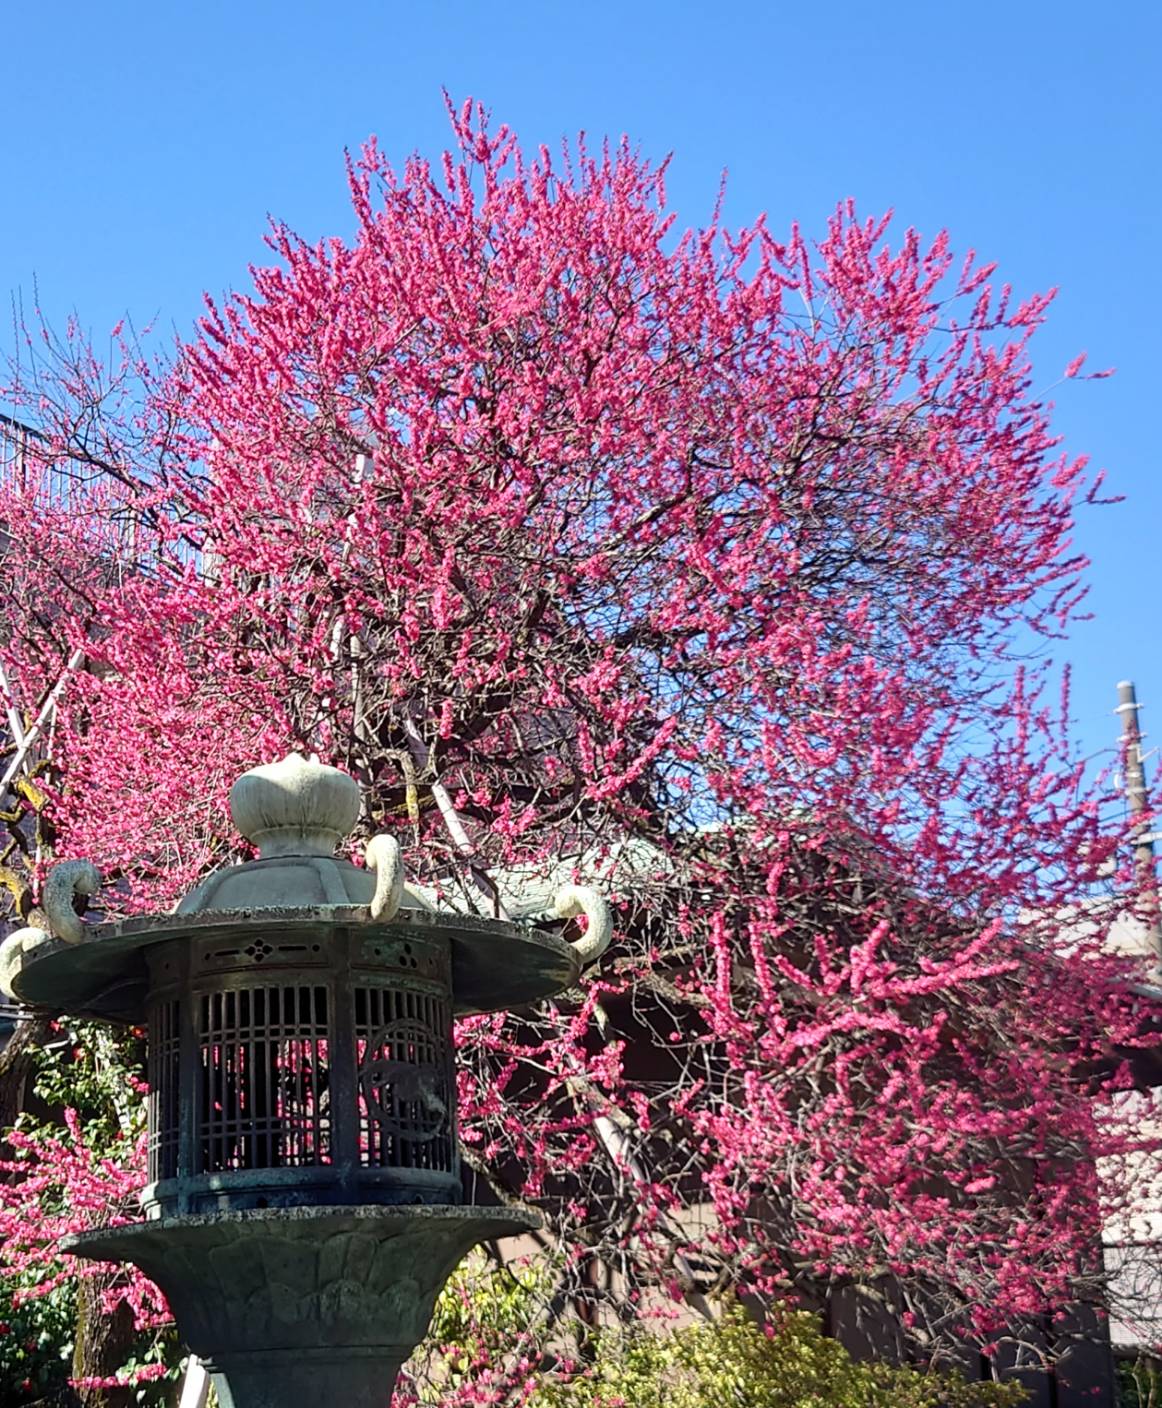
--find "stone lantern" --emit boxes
[0,754,610,1408]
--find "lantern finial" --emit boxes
[229,751,360,858]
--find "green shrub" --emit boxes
[532,1303,1026,1408]
[0,1273,75,1405]
[411,1259,1026,1408]
[0,1022,181,1405]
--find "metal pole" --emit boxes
[1115,680,1162,970]
[0,658,28,759]
[0,648,83,793]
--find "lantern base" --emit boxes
[207,1348,408,1408]
[64,1204,538,1408]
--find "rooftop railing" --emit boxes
[0,412,94,511]
[0,412,204,576]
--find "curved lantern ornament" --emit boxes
[0,753,612,1408]
[552,883,613,968]
[359,1018,450,1142]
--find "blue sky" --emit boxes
[1,0,1158,775]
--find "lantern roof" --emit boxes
[0,753,610,1022]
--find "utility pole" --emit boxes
[1116,680,1162,972]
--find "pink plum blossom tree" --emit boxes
[0,98,1156,1398]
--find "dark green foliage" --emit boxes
[1117,1357,1162,1408]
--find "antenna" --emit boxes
[1116,680,1162,970]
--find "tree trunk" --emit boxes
[72,1271,138,1408]
[0,1013,49,1141]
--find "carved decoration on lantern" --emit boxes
[43,859,103,942]
[0,925,50,1000]
[552,883,612,968]
[0,857,103,999]
[365,833,404,921]
[359,1018,449,1143]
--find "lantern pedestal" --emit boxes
[67,1206,535,1408]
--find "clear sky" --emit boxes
[1,0,1158,774]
